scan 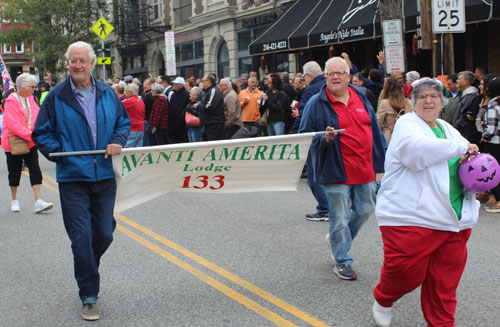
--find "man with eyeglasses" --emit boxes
[299,57,386,280]
[33,41,131,321]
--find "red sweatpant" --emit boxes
[373,226,471,327]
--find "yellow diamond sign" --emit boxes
[91,17,114,40]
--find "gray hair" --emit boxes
[458,71,474,86]
[65,41,97,69]
[219,78,232,88]
[151,83,165,94]
[190,86,203,96]
[324,57,350,75]
[406,71,420,83]
[302,61,323,78]
[248,77,258,83]
[410,78,446,108]
[126,83,139,96]
[16,73,38,88]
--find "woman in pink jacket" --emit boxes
[1,73,53,213]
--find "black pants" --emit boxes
[167,129,189,144]
[204,123,225,141]
[225,124,241,139]
[6,146,43,187]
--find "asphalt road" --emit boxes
[1,152,499,327]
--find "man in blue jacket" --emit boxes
[299,57,386,280]
[290,61,329,221]
[33,41,131,321]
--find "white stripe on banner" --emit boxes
[112,133,315,213]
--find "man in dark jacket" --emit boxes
[453,71,482,144]
[290,61,330,222]
[299,57,386,281]
[32,41,131,321]
[195,75,225,140]
[142,77,156,145]
[167,77,190,144]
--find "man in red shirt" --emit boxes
[122,83,145,147]
[299,57,386,280]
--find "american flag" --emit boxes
[0,54,14,91]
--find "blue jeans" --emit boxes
[59,179,117,304]
[267,121,285,136]
[321,182,376,265]
[306,153,329,215]
[125,131,144,148]
[188,126,205,142]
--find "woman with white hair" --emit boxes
[1,73,53,213]
[122,83,145,147]
[185,86,204,142]
[148,83,169,145]
[372,78,479,327]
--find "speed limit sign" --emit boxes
[432,0,465,33]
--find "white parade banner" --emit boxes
[112,133,315,213]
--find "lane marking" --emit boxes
[117,223,298,327]
[115,213,330,327]
[36,172,329,326]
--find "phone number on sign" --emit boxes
[263,40,287,52]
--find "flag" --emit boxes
[0,54,14,91]
[112,133,315,213]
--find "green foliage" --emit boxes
[0,0,101,75]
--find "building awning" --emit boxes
[249,0,497,56]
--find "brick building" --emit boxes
[0,17,34,83]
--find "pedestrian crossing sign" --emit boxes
[91,17,114,40]
[98,57,112,65]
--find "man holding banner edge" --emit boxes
[32,41,131,321]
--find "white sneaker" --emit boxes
[324,234,336,265]
[373,300,392,327]
[34,199,53,213]
[11,200,20,212]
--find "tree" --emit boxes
[0,0,100,76]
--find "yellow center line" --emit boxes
[38,172,329,326]
[115,213,330,327]
[117,223,298,327]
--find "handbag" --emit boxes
[9,134,30,155]
[185,111,201,127]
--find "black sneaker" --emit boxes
[305,213,329,221]
[81,303,100,321]
[333,263,357,280]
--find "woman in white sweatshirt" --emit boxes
[372,78,479,327]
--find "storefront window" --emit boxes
[176,39,204,79]
[238,57,253,76]
[238,30,252,52]
[194,40,203,59]
[217,41,229,79]
[175,45,181,63]
[182,43,194,61]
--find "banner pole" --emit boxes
[48,130,345,157]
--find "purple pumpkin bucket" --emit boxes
[459,153,500,193]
